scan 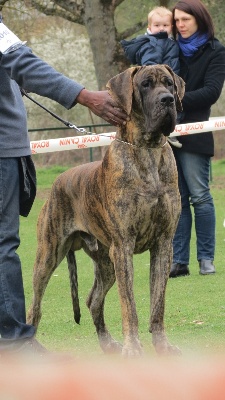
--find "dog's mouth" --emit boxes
[145,110,176,141]
[159,112,176,136]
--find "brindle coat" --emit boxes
[27,65,185,356]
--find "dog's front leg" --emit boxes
[149,239,181,355]
[109,242,142,357]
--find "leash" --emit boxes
[21,88,168,148]
[20,88,88,135]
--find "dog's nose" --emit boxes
[160,94,174,106]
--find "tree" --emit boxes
[1,0,224,160]
[0,0,152,89]
[1,0,224,89]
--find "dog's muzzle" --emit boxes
[159,93,175,107]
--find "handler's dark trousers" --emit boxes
[0,158,35,345]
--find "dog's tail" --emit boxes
[67,249,81,324]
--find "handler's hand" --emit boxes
[76,89,128,126]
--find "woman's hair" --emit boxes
[172,0,215,39]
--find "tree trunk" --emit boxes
[83,0,129,90]
[159,0,170,7]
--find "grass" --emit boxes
[19,159,225,357]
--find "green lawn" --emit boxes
[19,159,225,357]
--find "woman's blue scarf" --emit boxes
[178,31,209,57]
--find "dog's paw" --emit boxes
[152,332,182,356]
[122,338,143,358]
[100,337,123,354]
[167,344,182,356]
[122,347,143,358]
[155,341,182,357]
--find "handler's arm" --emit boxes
[0,24,128,125]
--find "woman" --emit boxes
[169,0,225,277]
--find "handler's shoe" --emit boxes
[169,263,190,278]
[0,337,73,362]
[0,338,46,359]
[167,137,182,148]
[18,337,48,356]
[18,338,74,362]
[199,259,215,275]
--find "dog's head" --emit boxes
[107,65,185,145]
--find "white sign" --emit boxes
[30,117,225,154]
[0,23,22,54]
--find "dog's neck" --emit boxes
[115,137,168,149]
[116,118,168,149]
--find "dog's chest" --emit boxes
[133,193,174,253]
[131,176,179,252]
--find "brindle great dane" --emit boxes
[27,65,185,357]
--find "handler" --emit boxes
[0,16,127,356]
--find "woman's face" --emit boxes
[174,9,198,38]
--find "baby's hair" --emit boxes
[148,6,172,25]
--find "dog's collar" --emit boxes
[115,138,168,149]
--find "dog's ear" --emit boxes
[163,65,185,112]
[106,66,141,115]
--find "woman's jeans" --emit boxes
[0,158,35,344]
[172,149,215,265]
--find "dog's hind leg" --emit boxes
[27,204,69,328]
[27,240,65,328]
[85,245,122,354]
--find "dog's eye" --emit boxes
[162,76,173,87]
[165,78,173,87]
[167,79,173,87]
[141,79,152,88]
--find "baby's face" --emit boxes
[148,14,172,35]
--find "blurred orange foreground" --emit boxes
[1,355,225,400]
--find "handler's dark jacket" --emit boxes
[177,38,225,156]
[121,32,180,75]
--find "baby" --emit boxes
[121,6,180,73]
